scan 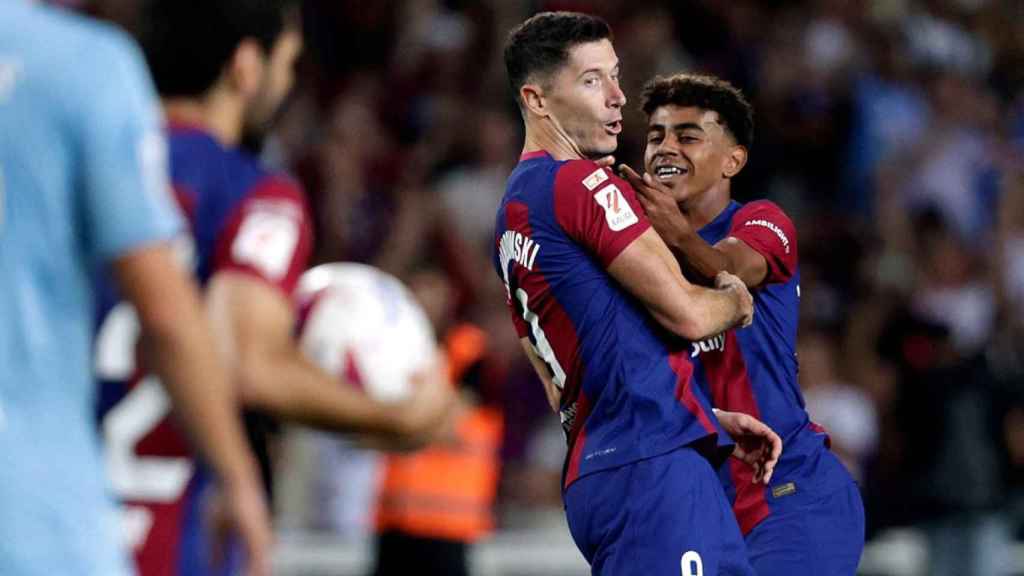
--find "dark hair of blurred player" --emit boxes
[141,0,300,141]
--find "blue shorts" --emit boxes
[565,447,754,576]
[745,481,865,576]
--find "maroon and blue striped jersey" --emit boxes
[690,200,850,534]
[494,151,733,489]
[94,123,314,576]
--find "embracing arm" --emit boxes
[621,166,768,287]
[607,228,752,341]
[666,232,768,288]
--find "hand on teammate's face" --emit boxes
[713,409,782,484]
[618,164,695,243]
[715,271,753,328]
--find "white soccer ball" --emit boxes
[295,263,437,402]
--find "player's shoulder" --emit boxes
[554,159,616,193]
[732,199,796,230]
[228,150,308,206]
[40,9,145,83]
[27,10,154,122]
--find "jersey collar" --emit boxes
[519,150,551,162]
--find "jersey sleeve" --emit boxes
[728,200,798,284]
[78,31,183,263]
[211,176,314,296]
[553,160,650,267]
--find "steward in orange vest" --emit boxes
[372,323,504,576]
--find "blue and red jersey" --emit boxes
[94,124,313,576]
[689,200,849,534]
[493,151,733,489]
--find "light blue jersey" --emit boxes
[0,3,181,574]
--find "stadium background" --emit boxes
[72,0,1024,573]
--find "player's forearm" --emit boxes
[237,347,399,436]
[665,229,730,285]
[679,283,746,339]
[142,293,261,490]
[117,245,261,490]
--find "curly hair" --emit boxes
[640,74,754,148]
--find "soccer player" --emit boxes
[93,1,454,574]
[621,73,865,574]
[496,12,780,575]
[0,2,271,575]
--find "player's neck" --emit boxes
[522,117,587,161]
[162,89,244,148]
[679,182,731,230]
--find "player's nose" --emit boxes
[607,81,626,109]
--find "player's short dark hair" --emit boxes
[503,11,613,107]
[640,74,754,148]
[141,0,296,98]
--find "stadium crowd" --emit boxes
[65,0,1024,573]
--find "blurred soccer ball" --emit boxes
[295,263,436,402]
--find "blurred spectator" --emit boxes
[800,328,879,483]
[372,267,505,576]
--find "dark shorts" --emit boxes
[745,481,865,576]
[564,447,754,576]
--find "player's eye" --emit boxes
[647,134,663,144]
[583,76,599,88]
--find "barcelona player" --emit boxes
[622,73,865,574]
[0,2,271,575]
[94,1,454,574]
[496,12,781,575]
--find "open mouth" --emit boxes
[604,120,622,135]
[654,165,688,181]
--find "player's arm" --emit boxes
[205,272,454,446]
[519,337,561,412]
[665,234,766,288]
[82,34,270,576]
[555,162,752,341]
[607,228,752,341]
[621,165,767,287]
[113,244,271,576]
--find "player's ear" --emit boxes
[723,145,748,179]
[520,83,548,118]
[227,39,266,97]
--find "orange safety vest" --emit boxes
[375,324,504,542]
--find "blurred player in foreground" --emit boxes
[93,1,455,574]
[496,12,780,575]
[620,73,864,574]
[0,2,271,575]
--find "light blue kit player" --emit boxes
[0,2,181,574]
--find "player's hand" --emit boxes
[715,271,753,328]
[594,155,616,168]
[618,164,695,243]
[208,474,273,576]
[713,409,782,484]
[387,356,457,448]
